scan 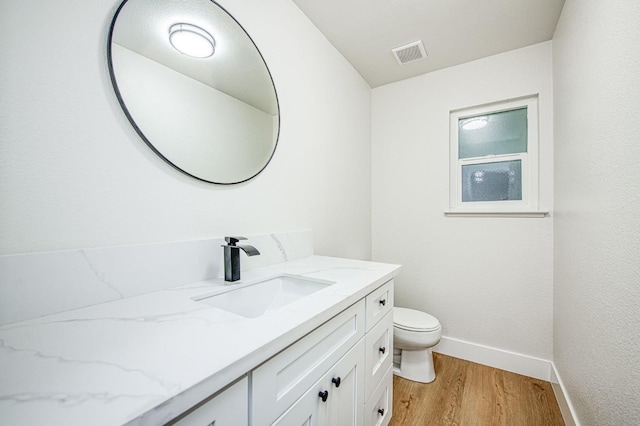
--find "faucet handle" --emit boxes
[225,236,247,245]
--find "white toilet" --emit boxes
[393,307,442,383]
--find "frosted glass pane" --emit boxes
[462,160,522,202]
[459,108,527,159]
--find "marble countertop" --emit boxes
[0,255,400,425]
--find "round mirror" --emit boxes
[108,0,280,184]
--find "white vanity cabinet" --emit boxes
[172,279,395,426]
[170,376,248,426]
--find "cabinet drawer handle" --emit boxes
[378,408,385,416]
[379,299,386,306]
[332,377,341,388]
[379,346,386,354]
[318,390,329,402]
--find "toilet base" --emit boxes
[393,347,436,383]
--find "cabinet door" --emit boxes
[273,339,365,426]
[326,339,365,426]
[171,377,248,426]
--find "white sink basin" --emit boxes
[195,274,335,318]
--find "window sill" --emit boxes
[444,211,549,218]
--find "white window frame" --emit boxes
[447,95,542,217]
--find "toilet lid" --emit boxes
[394,307,441,332]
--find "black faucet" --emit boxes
[222,236,260,282]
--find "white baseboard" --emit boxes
[433,336,552,381]
[550,362,580,426]
[432,336,579,426]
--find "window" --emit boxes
[448,96,541,216]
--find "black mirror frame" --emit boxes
[106,0,280,185]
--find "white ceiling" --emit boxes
[291,0,565,88]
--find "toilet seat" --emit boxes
[394,307,440,332]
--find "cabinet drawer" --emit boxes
[365,280,393,331]
[365,365,393,426]
[170,376,248,426]
[365,311,393,401]
[252,300,366,426]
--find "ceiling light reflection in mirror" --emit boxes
[169,23,215,58]
[108,0,280,184]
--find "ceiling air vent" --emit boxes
[391,40,427,65]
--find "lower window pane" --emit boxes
[462,160,522,202]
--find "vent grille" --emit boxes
[391,40,427,65]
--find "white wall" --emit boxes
[372,42,554,360]
[0,0,372,260]
[553,1,640,424]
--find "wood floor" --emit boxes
[389,353,565,426]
